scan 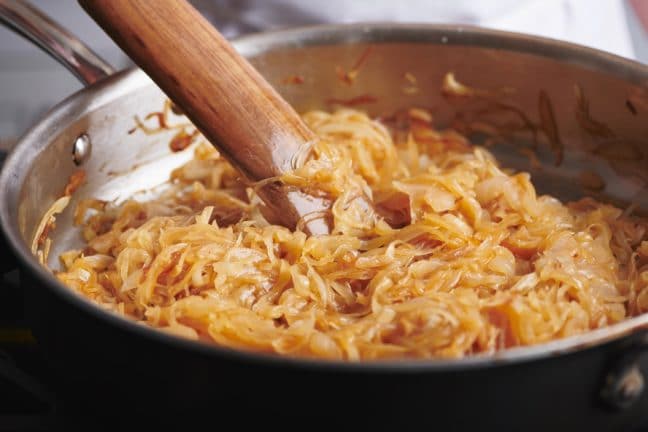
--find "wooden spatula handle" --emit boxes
[79,0,330,234]
[78,0,315,181]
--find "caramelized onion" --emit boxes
[50,108,648,360]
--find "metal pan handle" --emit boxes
[0,0,115,86]
[0,0,116,272]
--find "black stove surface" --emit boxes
[0,270,126,431]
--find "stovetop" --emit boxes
[0,270,61,431]
[0,270,123,431]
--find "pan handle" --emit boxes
[0,149,16,273]
[0,0,116,272]
[0,148,17,273]
[0,0,115,86]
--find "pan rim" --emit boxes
[2,22,648,372]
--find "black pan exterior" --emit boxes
[21,268,648,431]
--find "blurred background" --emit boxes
[0,0,647,146]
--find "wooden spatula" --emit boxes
[78,0,330,235]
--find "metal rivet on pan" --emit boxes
[72,134,91,165]
[601,363,645,410]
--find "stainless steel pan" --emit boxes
[2,1,648,429]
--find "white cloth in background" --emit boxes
[194,0,636,59]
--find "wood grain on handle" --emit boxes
[79,0,328,234]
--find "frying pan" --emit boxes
[2,1,648,430]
